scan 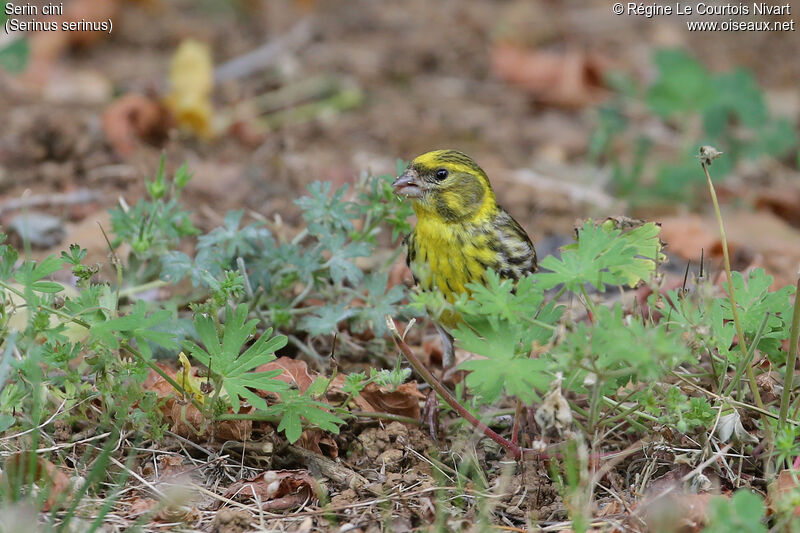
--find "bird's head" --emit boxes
[392,150,497,223]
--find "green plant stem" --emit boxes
[722,310,771,398]
[579,285,598,319]
[216,412,281,423]
[348,410,423,426]
[601,396,659,423]
[778,274,800,428]
[118,279,169,299]
[587,374,602,433]
[701,161,769,435]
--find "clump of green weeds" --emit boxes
[590,48,798,203]
[0,157,419,528]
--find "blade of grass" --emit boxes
[722,311,771,399]
[55,431,124,533]
[778,272,800,428]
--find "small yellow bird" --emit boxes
[392,150,537,367]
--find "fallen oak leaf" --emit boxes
[211,470,318,511]
[2,452,71,512]
[298,429,339,458]
[257,356,316,393]
[141,455,189,482]
[359,381,425,420]
[490,44,608,109]
[144,367,252,442]
[769,470,800,517]
[102,93,171,158]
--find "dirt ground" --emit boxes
[2,0,798,241]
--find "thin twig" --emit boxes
[388,317,522,459]
[214,19,313,83]
[0,189,103,216]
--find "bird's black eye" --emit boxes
[435,168,448,180]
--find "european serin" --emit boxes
[392,149,537,367]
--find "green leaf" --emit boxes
[703,68,767,135]
[0,241,18,280]
[30,281,64,294]
[461,355,550,404]
[197,210,270,258]
[160,248,224,288]
[0,37,29,73]
[185,305,289,413]
[0,414,14,433]
[538,220,662,292]
[294,181,356,237]
[721,269,794,337]
[14,256,65,293]
[704,490,766,533]
[299,304,356,337]
[160,251,193,283]
[277,403,303,443]
[173,162,193,189]
[90,302,178,358]
[352,272,406,335]
[459,271,539,330]
[719,269,795,361]
[555,304,692,395]
[646,49,714,117]
[325,236,371,285]
[746,118,798,159]
[269,389,344,443]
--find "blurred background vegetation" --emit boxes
[1,0,798,288]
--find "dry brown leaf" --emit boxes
[145,367,252,442]
[257,356,315,393]
[102,94,171,158]
[490,44,607,108]
[329,373,425,419]
[2,453,71,512]
[141,455,188,481]
[388,258,414,291]
[212,470,317,511]
[298,429,339,458]
[126,496,158,517]
[769,470,800,517]
[359,382,425,420]
[754,188,800,228]
[661,211,800,288]
[659,214,720,262]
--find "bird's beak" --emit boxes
[392,169,424,198]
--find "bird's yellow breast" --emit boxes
[408,215,499,327]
